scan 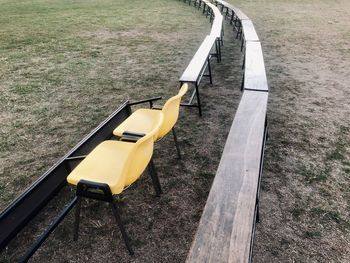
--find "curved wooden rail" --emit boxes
[181,1,269,262]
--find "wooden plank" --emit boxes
[180,35,215,83]
[242,20,259,42]
[244,41,268,91]
[211,15,223,39]
[203,3,222,39]
[186,90,268,263]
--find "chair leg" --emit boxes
[172,127,182,159]
[73,196,82,241]
[148,159,162,197]
[110,200,134,255]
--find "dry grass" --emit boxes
[228,0,350,261]
[0,0,211,209]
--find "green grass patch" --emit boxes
[300,163,331,184]
[310,207,350,231]
[0,0,210,212]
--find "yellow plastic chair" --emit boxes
[66,112,163,255]
[113,84,188,158]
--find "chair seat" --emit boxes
[113,109,162,140]
[67,140,136,195]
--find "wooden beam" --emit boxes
[244,41,268,92]
[179,35,216,83]
[186,90,268,262]
[242,20,259,42]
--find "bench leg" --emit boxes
[207,57,213,84]
[242,53,246,70]
[230,14,234,25]
[195,83,202,117]
[221,24,224,42]
[219,40,222,62]
[215,41,220,63]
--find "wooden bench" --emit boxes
[186,90,268,262]
[213,0,249,39]
[242,41,268,92]
[241,19,259,51]
[179,35,216,116]
[180,1,269,261]
[207,3,224,62]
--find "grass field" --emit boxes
[1,0,350,262]
[230,0,350,262]
[0,0,213,208]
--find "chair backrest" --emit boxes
[123,111,163,187]
[157,84,188,139]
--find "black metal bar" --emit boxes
[242,52,246,70]
[218,39,222,62]
[148,159,162,197]
[207,57,213,84]
[248,114,269,262]
[73,197,82,241]
[195,83,202,116]
[180,103,200,108]
[0,101,131,251]
[172,127,182,159]
[122,131,146,138]
[127,96,162,107]
[19,197,77,263]
[214,40,220,63]
[188,85,197,105]
[110,200,134,255]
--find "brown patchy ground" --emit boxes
[227,0,350,262]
